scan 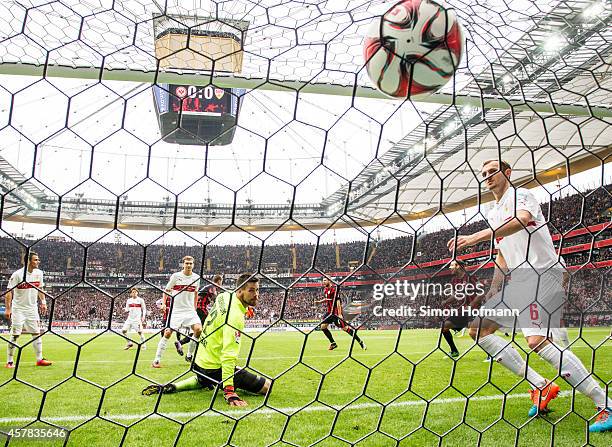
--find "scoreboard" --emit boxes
[153,84,243,145]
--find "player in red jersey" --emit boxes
[440,260,483,358]
[196,275,223,324]
[315,278,366,351]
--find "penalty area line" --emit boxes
[0,391,571,424]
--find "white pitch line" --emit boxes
[0,391,572,424]
[21,343,610,364]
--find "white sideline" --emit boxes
[0,391,571,424]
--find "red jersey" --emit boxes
[449,274,481,308]
[197,284,217,315]
[323,286,341,315]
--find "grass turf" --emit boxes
[0,327,610,446]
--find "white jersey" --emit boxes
[165,271,200,314]
[125,297,146,321]
[487,187,559,270]
[8,268,44,316]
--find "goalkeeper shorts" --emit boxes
[192,363,266,393]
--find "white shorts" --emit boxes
[10,311,41,335]
[480,271,565,338]
[121,319,143,333]
[168,311,200,332]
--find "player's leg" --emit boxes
[320,319,337,350]
[441,319,459,357]
[142,364,214,396]
[528,334,612,430]
[186,322,202,362]
[339,318,366,350]
[174,330,185,356]
[550,327,570,349]
[121,321,133,350]
[138,328,146,349]
[6,316,21,368]
[470,318,549,400]
[153,328,172,367]
[24,316,51,366]
[235,368,272,395]
[178,333,191,346]
[31,331,51,366]
[122,331,133,350]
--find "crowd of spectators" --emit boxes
[0,184,609,328]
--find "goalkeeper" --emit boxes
[143,273,271,407]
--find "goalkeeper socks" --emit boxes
[479,334,546,388]
[538,343,612,409]
[155,337,168,362]
[32,335,43,361]
[174,375,202,392]
[7,335,17,363]
[443,330,458,352]
[322,328,335,344]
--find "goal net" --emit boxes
[0,0,610,445]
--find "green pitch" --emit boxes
[0,327,610,446]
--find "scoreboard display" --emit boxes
[153,84,243,146]
[168,85,232,115]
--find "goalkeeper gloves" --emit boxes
[223,386,247,406]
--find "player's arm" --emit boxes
[37,274,47,313]
[314,291,330,304]
[477,252,508,306]
[5,273,18,320]
[562,271,570,293]
[124,300,130,313]
[163,274,176,311]
[335,298,343,317]
[447,210,533,252]
[141,298,147,323]
[4,290,12,320]
[38,289,47,314]
[193,280,200,309]
[220,307,246,406]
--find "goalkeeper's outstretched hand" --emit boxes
[224,386,247,407]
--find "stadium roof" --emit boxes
[0,0,610,233]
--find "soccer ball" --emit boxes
[363,0,464,98]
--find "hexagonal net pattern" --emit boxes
[0,0,611,446]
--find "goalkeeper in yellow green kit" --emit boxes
[142,273,271,407]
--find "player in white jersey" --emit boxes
[447,160,611,433]
[5,252,52,368]
[121,288,147,350]
[152,256,201,368]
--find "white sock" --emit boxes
[7,335,17,363]
[187,338,197,357]
[32,335,43,361]
[538,343,612,409]
[479,334,547,388]
[155,337,168,362]
[139,333,145,343]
